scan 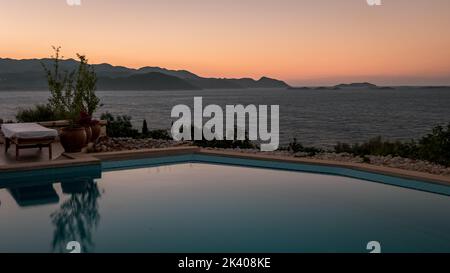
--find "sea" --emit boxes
[1,88,449,148]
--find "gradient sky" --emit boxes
[1,0,450,85]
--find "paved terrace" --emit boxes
[0,120,107,168]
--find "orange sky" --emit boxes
[1,0,450,85]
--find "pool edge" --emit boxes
[2,147,449,195]
[197,149,450,187]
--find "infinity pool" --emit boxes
[1,160,450,253]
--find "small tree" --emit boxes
[418,123,450,166]
[42,46,74,120]
[100,112,139,138]
[75,54,99,116]
[142,119,149,135]
[42,47,101,125]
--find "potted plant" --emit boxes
[77,53,101,144]
[59,125,87,153]
[42,47,101,153]
[59,110,88,153]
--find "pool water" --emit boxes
[0,163,449,253]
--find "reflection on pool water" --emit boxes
[0,163,449,253]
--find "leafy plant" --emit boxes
[42,46,75,121]
[0,119,13,124]
[140,119,172,140]
[286,138,322,156]
[417,124,450,166]
[333,123,450,166]
[16,104,60,123]
[335,136,417,158]
[100,112,139,138]
[41,47,101,126]
[75,54,100,116]
[146,129,172,140]
[191,126,257,149]
[77,111,92,127]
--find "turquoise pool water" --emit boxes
[0,157,449,253]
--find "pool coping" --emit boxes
[1,146,449,188]
[90,146,201,161]
[198,149,450,187]
[91,147,450,187]
[0,154,100,173]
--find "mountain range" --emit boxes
[0,58,290,91]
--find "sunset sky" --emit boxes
[1,0,450,85]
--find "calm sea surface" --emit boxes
[1,88,449,147]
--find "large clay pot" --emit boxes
[60,127,87,153]
[90,123,101,142]
[84,126,92,144]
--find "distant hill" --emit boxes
[0,58,290,90]
[334,82,379,89]
[185,76,289,90]
[288,86,312,90]
[97,72,199,91]
[289,82,398,90]
[253,77,290,88]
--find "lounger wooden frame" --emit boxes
[4,136,56,160]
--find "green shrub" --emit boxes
[417,124,450,166]
[100,115,171,140]
[0,119,13,124]
[16,104,60,122]
[335,136,418,158]
[189,126,257,149]
[285,138,322,156]
[100,112,139,138]
[333,123,450,166]
[334,142,353,154]
[138,119,171,140]
[146,129,172,140]
[194,138,256,149]
[173,125,257,149]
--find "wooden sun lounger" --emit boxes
[4,136,55,160]
[1,123,58,160]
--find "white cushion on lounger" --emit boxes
[1,123,58,139]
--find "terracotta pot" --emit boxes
[84,126,92,144]
[91,124,101,142]
[60,127,87,153]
